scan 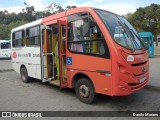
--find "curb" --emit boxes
[0,69,14,72]
[145,85,160,91]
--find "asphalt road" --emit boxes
[149,58,160,87]
[0,59,160,119]
[0,60,12,70]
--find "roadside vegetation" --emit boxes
[0,3,160,42]
[125,4,160,42]
[0,2,76,40]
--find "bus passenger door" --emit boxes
[58,20,68,88]
[42,28,54,82]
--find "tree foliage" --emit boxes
[0,21,28,39]
[0,2,76,39]
[125,4,160,36]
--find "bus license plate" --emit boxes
[140,76,146,83]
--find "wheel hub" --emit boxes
[79,85,90,98]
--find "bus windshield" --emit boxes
[140,37,150,49]
[1,42,10,49]
[95,10,144,50]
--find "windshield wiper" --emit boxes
[123,22,146,50]
[118,21,135,52]
[130,29,146,50]
[122,23,141,48]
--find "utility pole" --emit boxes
[24,2,36,20]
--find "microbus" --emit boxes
[139,32,154,57]
[11,7,149,104]
[0,40,11,59]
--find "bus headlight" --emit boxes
[127,55,134,62]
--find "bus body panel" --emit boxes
[0,49,11,58]
[66,53,111,72]
[11,19,42,79]
[67,69,113,95]
[66,51,112,94]
[42,12,66,26]
[111,47,149,96]
[12,47,41,79]
[0,40,11,59]
[114,72,149,96]
[64,7,114,95]
[11,19,42,32]
[139,32,154,57]
[11,7,149,98]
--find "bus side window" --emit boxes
[26,26,40,46]
[12,30,25,48]
[69,20,83,52]
[68,13,109,58]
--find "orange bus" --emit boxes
[11,7,149,104]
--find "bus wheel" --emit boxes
[75,78,96,104]
[20,67,30,83]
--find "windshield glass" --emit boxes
[1,42,11,49]
[140,37,150,48]
[95,10,144,50]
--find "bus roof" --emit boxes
[42,7,97,25]
[42,7,119,25]
[11,7,94,31]
[0,40,10,43]
[11,19,42,32]
[11,7,118,31]
[139,32,153,37]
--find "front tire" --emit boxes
[20,67,30,83]
[75,78,96,104]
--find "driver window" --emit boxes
[68,12,108,57]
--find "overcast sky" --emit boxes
[0,0,160,15]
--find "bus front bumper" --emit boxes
[114,72,149,96]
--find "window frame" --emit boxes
[95,9,144,50]
[26,25,40,47]
[12,29,25,48]
[67,12,110,59]
[0,42,10,49]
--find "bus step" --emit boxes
[50,80,60,86]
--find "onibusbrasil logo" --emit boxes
[2,112,42,118]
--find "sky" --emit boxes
[0,0,160,15]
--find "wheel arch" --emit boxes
[72,72,95,91]
[20,64,26,72]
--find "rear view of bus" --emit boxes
[0,40,11,59]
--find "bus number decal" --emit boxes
[18,53,31,57]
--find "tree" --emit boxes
[0,2,76,39]
[0,20,28,39]
[126,4,160,37]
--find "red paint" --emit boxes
[12,52,17,58]
[38,7,149,96]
